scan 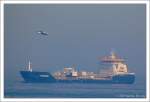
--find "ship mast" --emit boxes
[28,61,32,72]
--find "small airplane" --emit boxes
[37,31,48,36]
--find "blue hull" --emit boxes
[20,71,56,83]
[20,71,135,84]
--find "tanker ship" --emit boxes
[20,52,135,84]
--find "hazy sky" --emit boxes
[4,4,146,85]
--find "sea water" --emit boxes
[4,80,146,98]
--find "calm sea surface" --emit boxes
[4,80,146,98]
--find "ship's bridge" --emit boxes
[100,52,129,75]
[100,52,124,63]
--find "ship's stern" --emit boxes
[112,73,135,84]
